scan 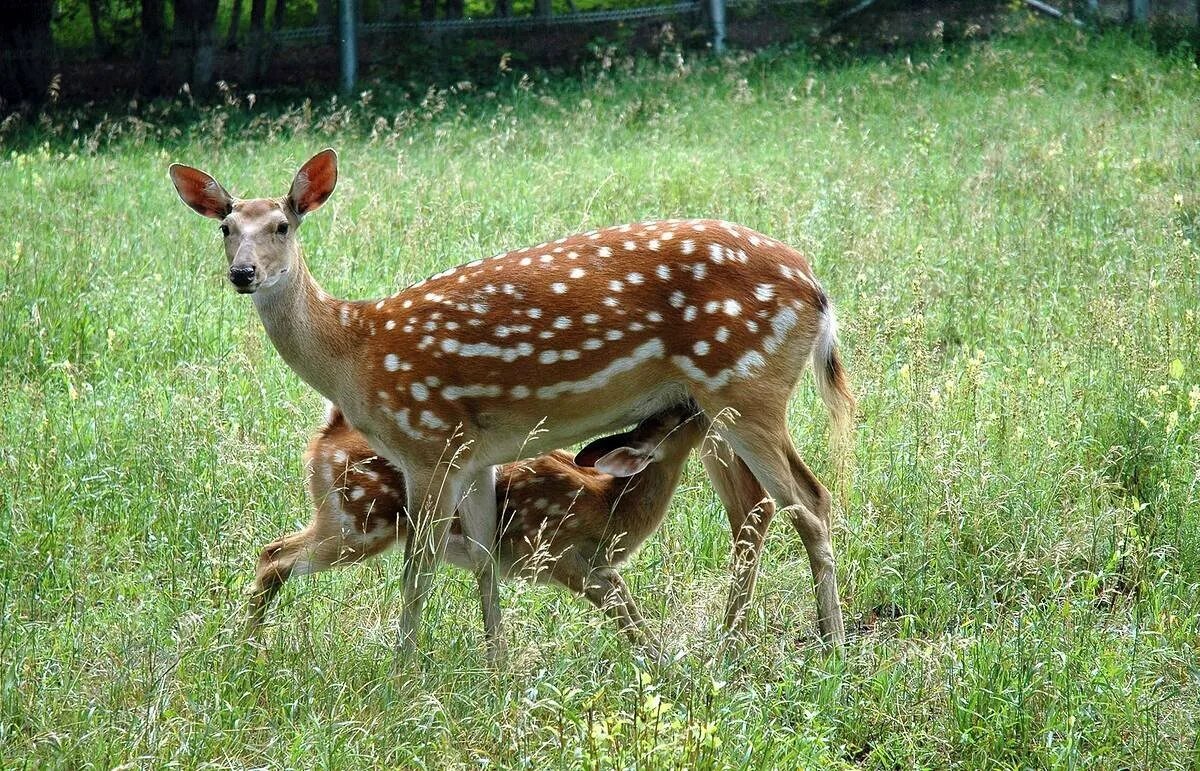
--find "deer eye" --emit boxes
[219,224,230,237]
[276,223,290,235]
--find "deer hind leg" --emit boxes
[455,466,506,666]
[701,405,846,647]
[246,501,401,634]
[699,437,777,632]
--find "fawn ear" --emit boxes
[288,148,338,217]
[591,446,655,478]
[575,430,635,469]
[169,163,233,219]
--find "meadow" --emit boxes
[2,25,1199,768]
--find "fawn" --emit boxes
[247,401,709,655]
[170,149,854,663]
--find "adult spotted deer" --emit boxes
[248,401,706,656]
[169,149,854,662]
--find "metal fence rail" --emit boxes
[273,1,703,44]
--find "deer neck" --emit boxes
[252,251,361,402]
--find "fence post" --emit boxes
[709,0,725,53]
[339,0,357,94]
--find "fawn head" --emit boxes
[574,401,702,477]
[169,149,338,295]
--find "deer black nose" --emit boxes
[229,264,256,287]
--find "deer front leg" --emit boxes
[456,466,506,666]
[396,466,456,663]
[555,552,665,660]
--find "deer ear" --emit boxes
[575,430,634,469]
[288,148,338,217]
[169,163,232,219]
[591,446,654,478]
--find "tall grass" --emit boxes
[2,24,1198,767]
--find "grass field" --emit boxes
[3,25,1199,768]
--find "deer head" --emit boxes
[168,149,338,295]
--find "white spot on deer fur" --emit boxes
[582,338,603,350]
[538,331,555,340]
[694,341,710,356]
[609,280,623,292]
[411,382,430,401]
[735,350,767,379]
[333,450,347,464]
[714,326,730,343]
[661,231,674,240]
[419,410,449,430]
[536,339,665,399]
[597,246,612,258]
[749,235,761,247]
[763,305,799,353]
[445,321,459,331]
[392,408,427,440]
[692,223,706,231]
[624,240,636,251]
[375,301,385,311]
[519,257,532,267]
[340,305,352,326]
[385,319,397,330]
[692,263,708,280]
[442,384,502,400]
[648,240,660,251]
[679,240,696,257]
[656,264,670,280]
[602,297,619,308]
[402,299,413,309]
[384,354,401,371]
[511,385,531,399]
[552,283,568,294]
[467,258,485,268]
[705,301,720,314]
[627,272,644,284]
[350,487,366,501]
[561,349,580,361]
[583,313,600,325]
[471,303,488,314]
[646,310,663,323]
[723,299,742,316]
[441,339,461,354]
[754,284,775,302]
[539,350,560,365]
[746,320,759,333]
[569,268,586,279]
[683,306,698,322]
[539,255,553,264]
[424,292,444,303]
[553,316,572,330]
[605,329,623,341]
[528,308,542,318]
[619,224,632,233]
[669,291,686,308]
[423,321,437,332]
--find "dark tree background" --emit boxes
[1,0,1193,110]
